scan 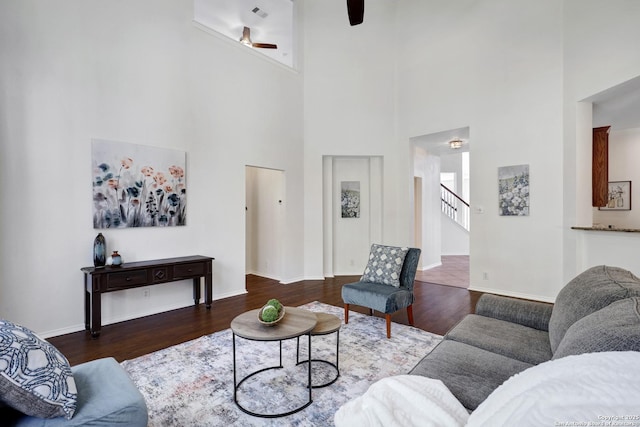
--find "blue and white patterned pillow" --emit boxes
[361,244,409,287]
[0,320,77,419]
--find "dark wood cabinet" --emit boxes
[592,126,610,207]
[81,255,214,337]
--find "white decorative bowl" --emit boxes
[258,305,285,326]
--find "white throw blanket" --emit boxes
[467,351,640,426]
[335,351,640,427]
[334,375,469,427]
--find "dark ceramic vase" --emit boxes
[93,233,106,267]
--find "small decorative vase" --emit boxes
[111,251,123,267]
[93,233,106,267]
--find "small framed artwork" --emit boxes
[341,181,360,218]
[498,164,530,216]
[599,181,631,211]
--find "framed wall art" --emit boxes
[341,181,360,218]
[92,139,187,228]
[599,181,631,211]
[498,164,530,216]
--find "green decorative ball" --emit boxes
[262,305,279,322]
[266,298,282,312]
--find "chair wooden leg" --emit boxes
[385,314,391,338]
[407,305,414,326]
[344,304,349,324]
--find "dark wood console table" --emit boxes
[81,255,214,337]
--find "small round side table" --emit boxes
[296,312,341,388]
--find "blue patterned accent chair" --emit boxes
[342,245,421,338]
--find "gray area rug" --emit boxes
[121,301,442,426]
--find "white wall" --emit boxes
[329,157,381,275]
[441,213,470,256]
[4,1,640,336]
[396,0,565,301]
[563,0,640,282]
[441,153,464,196]
[304,0,640,302]
[303,0,401,280]
[0,0,304,336]
[413,147,442,269]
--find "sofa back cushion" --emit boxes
[553,297,640,359]
[548,265,640,353]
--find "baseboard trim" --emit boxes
[40,290,249,339]
[468,285,556,303]
[420,262,442,271]
[280,277,307,284]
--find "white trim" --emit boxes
[468,286,556,304]
[249,271,281,282]
[39,292,246,338]
[40,324,86,339]
[420,261,443,271]
[279,276,307,284]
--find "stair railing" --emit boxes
[441,184,470,231]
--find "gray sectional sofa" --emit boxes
[409,265,640,411]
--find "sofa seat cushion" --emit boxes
[342,281,414,314]
[548,265,640,353]
[2,357,148,426]
[553,297,640,359]
[409,340,533,411]
[445,314,552,365]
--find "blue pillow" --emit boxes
[361,244,409,287]
[0,319,77,419]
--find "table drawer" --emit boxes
[106,270,148,290]
[152,267,169,283]
[173,262,205,278]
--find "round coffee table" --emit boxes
[230,307,317,418]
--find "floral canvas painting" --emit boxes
[498,164,529,216]
[341,181,360,218]
[92,139,187,228]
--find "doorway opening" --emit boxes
[245,165,285,281]
[411,127,470,288]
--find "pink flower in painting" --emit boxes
[141,166,154,177]
[153,172,167,186]
[107,178,119,189]
[169,165,184,179]
[164,184,173,193]
[121,157,134,169]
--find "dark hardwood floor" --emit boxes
[49,275,482,366]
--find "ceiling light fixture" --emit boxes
[449,138,463,149]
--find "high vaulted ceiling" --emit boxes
[192,0,640,132]
[193,0,294,67]
[590,75,640,131]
